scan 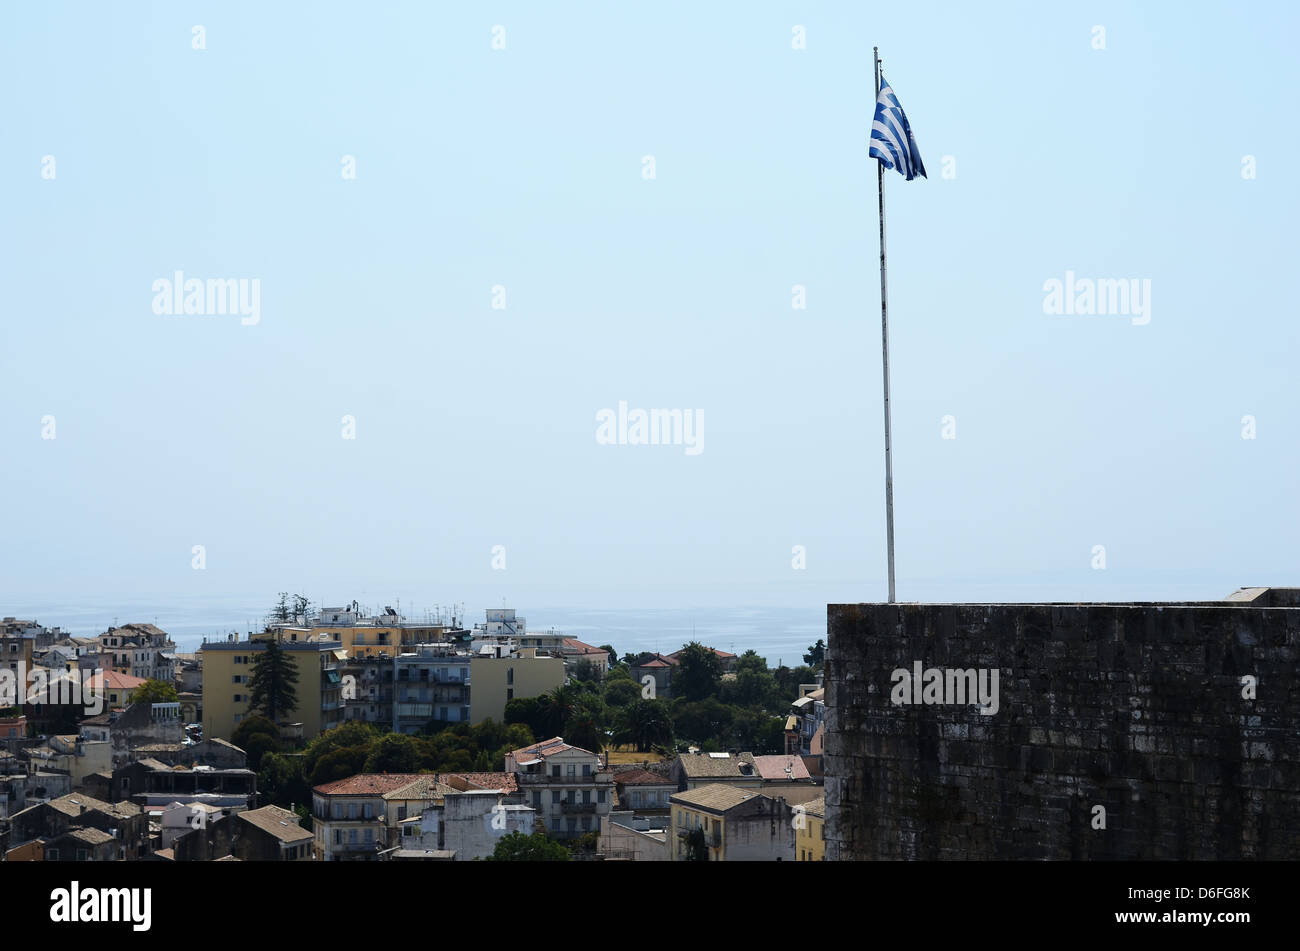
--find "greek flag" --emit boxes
[869,78,926,181]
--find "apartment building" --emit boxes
[393,644,471,733]
[468,649,565,725]
[312,773,426,861]
[669,784,796,862]
[505,737,613,840]
[96,623,176,679]
[199,635,344,742]
[339,654,394,729]
[795,796,825,861]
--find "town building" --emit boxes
[393,644,471,733]
[7,793,149,861]
[669,784,796,862]
[505,737,613,840]
[612,767,675,814]
[468,649,565,725]
[669,750,762,791]
[598,812,670,861]
[795,796,825,861]
[199,634,344,742]
[234,804,313,860]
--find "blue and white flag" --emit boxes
[869,78,926,181]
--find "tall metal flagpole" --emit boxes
[874,46,897,603]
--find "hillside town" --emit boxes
[0,602,826,861]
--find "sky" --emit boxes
[2,1,1297,622]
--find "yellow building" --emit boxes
[795,796,825,861]
[87,671,147,709]
[669,784,797,861]
[201,637,344,742]
[469,651,565,725]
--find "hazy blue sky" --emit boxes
[2,2,1297,618]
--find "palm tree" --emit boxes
[615,699,674,752]
[538,685,577,738]
[248,639,299,724]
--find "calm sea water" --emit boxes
[2,597,829,668]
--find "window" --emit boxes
[334,830,342,844]
[507,668,514,685]
[348,803,357,819]
[532,792,542,808]
[551,791,561,804]
[77,849,89,862]
[582,790,591,805]
[47,848,59,860]
[581,816,591,831]
[349,829,358,844]
[566,818,576,834]
[506,688,514,701]
[582,763,591,777]
[364,829,373,844]
[363,803,372,819]
[598,790,607,804]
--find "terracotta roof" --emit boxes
[562,639,608,655]
[752,755,812,782]
[613,768,674,787]
[313,773,429,796]
[238,805,313,843]
[509,736,596,760]
[87,671,147,690]
[447,772,518,793]
[382,775,452,801]
[670,783,763,813]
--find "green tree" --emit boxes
[672,697,733,746]
[271,592,291,623]
[675,642,722,702]
[247,639,300,724]
[309,745,371,787]
[301,722,380,780]
[537,685,578,738]
[259,752,309,809]
[723,651,782,711]
[571,659,601,684]
[363,733,424,774]
[130,679,179,705]
[614,698,674,752]
[602,677,641,708]
[485,831,570,862]
[803,639,826,667]
[504,696,547,737]
[232,715,281,771]
[685,827,708,861]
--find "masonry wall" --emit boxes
[825,602,1300,860]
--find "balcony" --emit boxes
[561,801,597,814]
[515,771,611,785]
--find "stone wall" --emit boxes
[825,599,1300,860]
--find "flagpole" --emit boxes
[874,46,897,604]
